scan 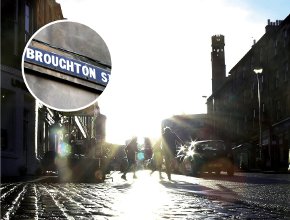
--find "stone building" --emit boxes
[1,0,63,176]
[207,14,290,171]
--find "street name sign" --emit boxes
[24,46,110,86]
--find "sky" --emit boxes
[56,0,290,144]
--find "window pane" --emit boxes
[25,4,30,33]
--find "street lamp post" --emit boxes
[253,68,263,163]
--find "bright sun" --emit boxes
[105,114,163,145]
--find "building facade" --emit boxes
[207,15,290,171]
[1,0,63,176]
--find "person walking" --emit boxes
[150,139,164,179]
[144,137,153,162]
[162,127,183,180]
[121,136,138,180]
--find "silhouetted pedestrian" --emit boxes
[162,127,183,180]
[150,139,164,179]
[121,137,138,180]
[144,137,153,161]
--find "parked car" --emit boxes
[178,140,234,176]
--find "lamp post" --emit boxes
[253,68,263,162]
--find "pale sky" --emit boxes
[56,0,290,144]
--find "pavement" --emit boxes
[1,170,289,219]
[1,175,57,183]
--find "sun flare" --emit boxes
[112,172,172,219]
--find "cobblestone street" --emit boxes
[1,171,289,219]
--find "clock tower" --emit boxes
[211,35,226,93]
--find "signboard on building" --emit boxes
[24,46,110,86]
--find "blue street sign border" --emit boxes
[24,46,111,86]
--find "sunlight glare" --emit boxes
[57,0,268,146]
[113,172,172,219]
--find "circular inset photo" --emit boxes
[22,20,111,111]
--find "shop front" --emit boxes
[271,118,290,172]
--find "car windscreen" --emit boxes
[196,142,226,151]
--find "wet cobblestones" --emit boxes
[1,172,289,219]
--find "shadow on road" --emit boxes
[158,178,241,203]
[200,173,290,184]
[112,183,132,190]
